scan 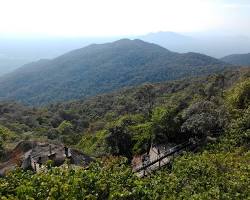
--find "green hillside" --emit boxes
[0,39,231,105]
[221,53,250,66]
[0,68,249,199]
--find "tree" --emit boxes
[47,128,60,140]
[105,125,132,159]
[226,78,250,109]
[57,120,74,135]
[151,106,182,144]
[135,84,155,119]
[181,100,228,139]
[205,74,225,99]
[56,121,79,144]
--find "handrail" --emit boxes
[134,141,192,172]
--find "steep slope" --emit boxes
[0,68,248,149]
[0,39,231,105]
[221,53,250,66]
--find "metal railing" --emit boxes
[134,140,194,173]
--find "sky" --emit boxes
[0,0,249,37]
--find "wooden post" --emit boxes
[49,145,52,155]
[64,146,69,157]
[38,156,42,167]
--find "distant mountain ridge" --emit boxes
[221,53,250,66]
[139,32,250,58]
[0,39,232,105]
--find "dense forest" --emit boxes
[0,67,249,199]
[0,39,232,105]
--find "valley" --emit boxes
[0,64,249,198]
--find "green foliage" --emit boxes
[46,160,54,169]
[56,120,80,144]
[0,157,138,200]
[130,122,152,155]
[57,120,74,134]
[0,69,250,199]
[151,106,182,143]
[181,100,228,139]
[0,125,16,141]
[149,148,250,200]
[217,107,250,150]
[79,114,148,157]
[0,125,17,158]
[0,148,249,200]
[226,78,250,109]
[0,69,245,149]
[0,39,230,106]
[78,130,108,156]
[135,84,155,118]
[107,114,145,129]
[106,125,132,159]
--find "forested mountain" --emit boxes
[0,68,247,151]
[221,53,250,66]
[0,39,232,105]
[0,68,250,199]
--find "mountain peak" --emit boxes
[112,38,155,46]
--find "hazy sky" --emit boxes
[0,0,249,37]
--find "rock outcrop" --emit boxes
[0,140,93,176]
